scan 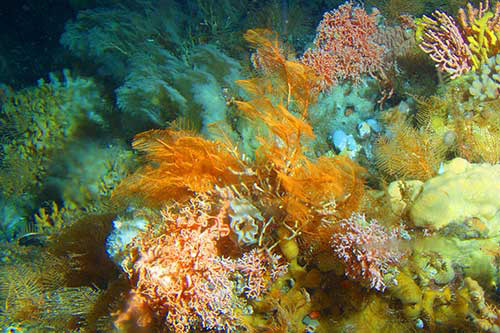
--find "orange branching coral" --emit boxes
[243,29,320,116]
[278,156,366,250]
[280,156,366,222]
[235,88,314,170]
[236,41,366,250]
[235,78,316,226]
[114,129,252,205]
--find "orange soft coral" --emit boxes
[243,29,320,116]
[114,129,252,205]
[236,31,366,251]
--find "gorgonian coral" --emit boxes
[301,2,383,89]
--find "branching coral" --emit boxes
[112,27,372,332]
[125,196,237,332]
[416,0,500,78]
[416,9,473,78]
[301,2,384,89]
[458,0,500,70]
[330,213,407,291]
[235,29,367,251]
[121,194,287,332]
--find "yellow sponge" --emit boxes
[410,158,500,232]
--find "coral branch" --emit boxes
[416,10,472,78]
[330,213,406,291]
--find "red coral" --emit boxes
[301,2,384,89]
[330,213,406,291]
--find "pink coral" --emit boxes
[126,196,237,333]
[301,2,384,89]
[233,248,288,299]
[417,10,472,79]
[330,213,406,291]
[122,193,289,332]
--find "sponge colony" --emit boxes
[410,158,500,233]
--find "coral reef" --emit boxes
[4,1,500,332]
